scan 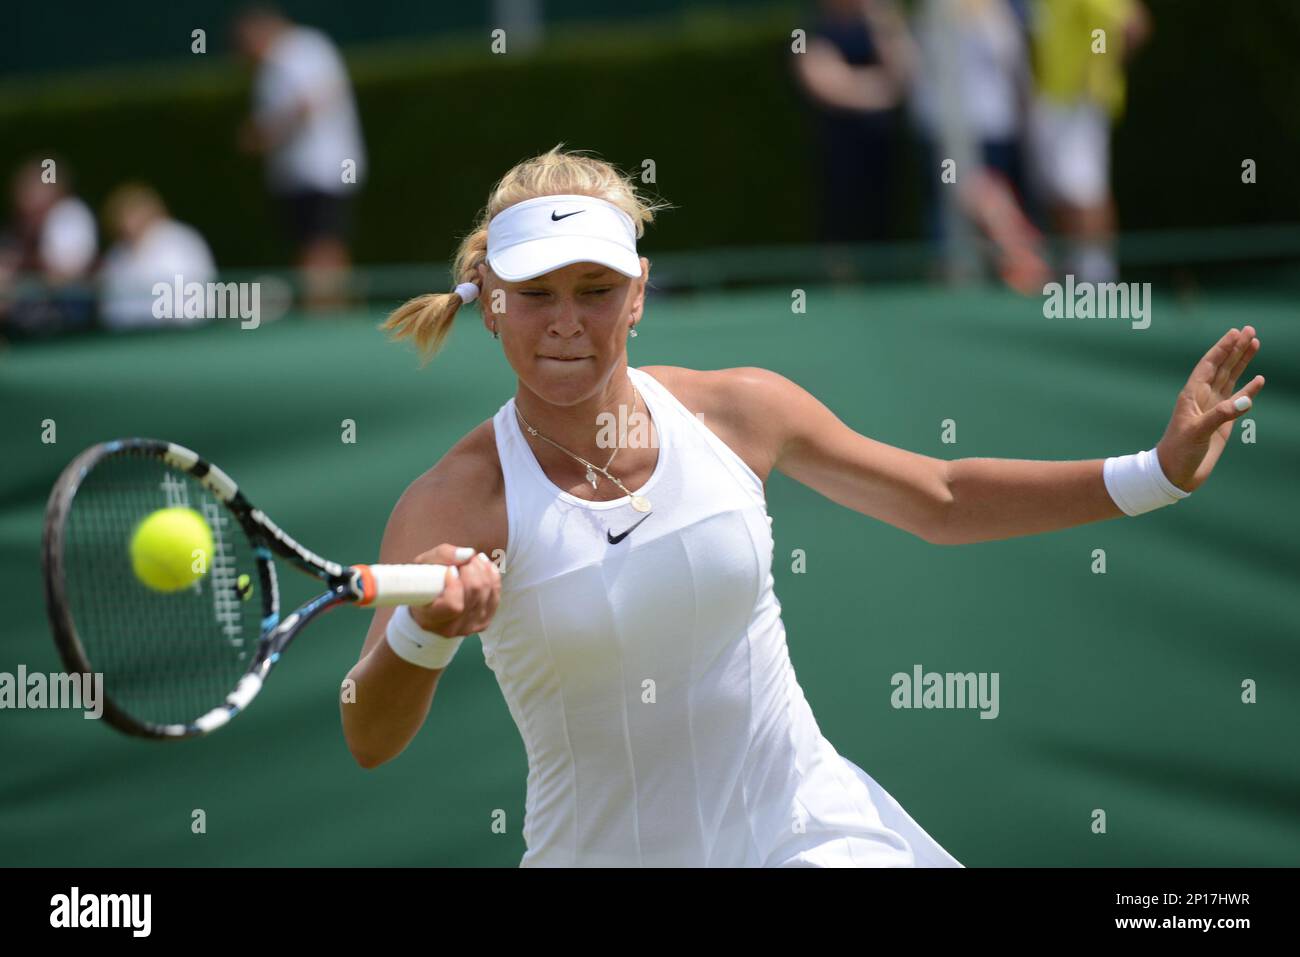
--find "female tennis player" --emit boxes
[340,146,1264,867]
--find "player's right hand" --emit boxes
[408,544,501,638]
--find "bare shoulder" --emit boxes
[639,361,800,400]
[383,418,508,560]
[639,364,801,408]
[637,365,803,484]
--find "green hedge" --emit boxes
[0,13,820,270]
[1,2,1296,271]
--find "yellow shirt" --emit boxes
[1032,0,1135,118]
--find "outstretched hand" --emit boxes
[1156,326,1264,493]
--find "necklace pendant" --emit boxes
[630,495,652,513]
[585,467,598,490]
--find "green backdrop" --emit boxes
[1,283,1296,866]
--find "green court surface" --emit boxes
[1,282,1296,866]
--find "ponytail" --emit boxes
[381,226,488,364]
[380,292,464,365]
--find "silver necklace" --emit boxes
[515,379,653,513]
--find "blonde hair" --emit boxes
[382,144,668,363]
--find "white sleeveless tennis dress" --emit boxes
[477,366,962,868]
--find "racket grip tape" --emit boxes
[352,563,448,606]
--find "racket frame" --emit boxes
[43,437,419,740]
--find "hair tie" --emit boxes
[454,282,480,304]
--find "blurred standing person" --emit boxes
[0,158,98,337]
[1027,0,1151,282]
[910,0,1049,293]
[98,183,217,331]
[793,0,917,257]
[234,5,366,311]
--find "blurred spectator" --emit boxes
[0,158,98,337]
[1027,0,1151,282]
[793,0,917,246]
[234,5,366,310]
[99,183,216,330]
[911,0,1048,292]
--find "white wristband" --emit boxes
[1103,447,1191,516]
[385,604,464,670]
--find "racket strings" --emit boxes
[62,453,264,729]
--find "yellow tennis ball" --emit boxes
[129,507,215,593]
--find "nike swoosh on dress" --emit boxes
[606,513,651,543]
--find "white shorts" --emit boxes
[1031,99,1112,207]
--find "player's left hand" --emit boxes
[1155,326,1264,493]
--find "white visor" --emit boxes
[486,194,642,282]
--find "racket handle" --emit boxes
[352,563,448,607]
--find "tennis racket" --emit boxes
[42,437,449,740]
